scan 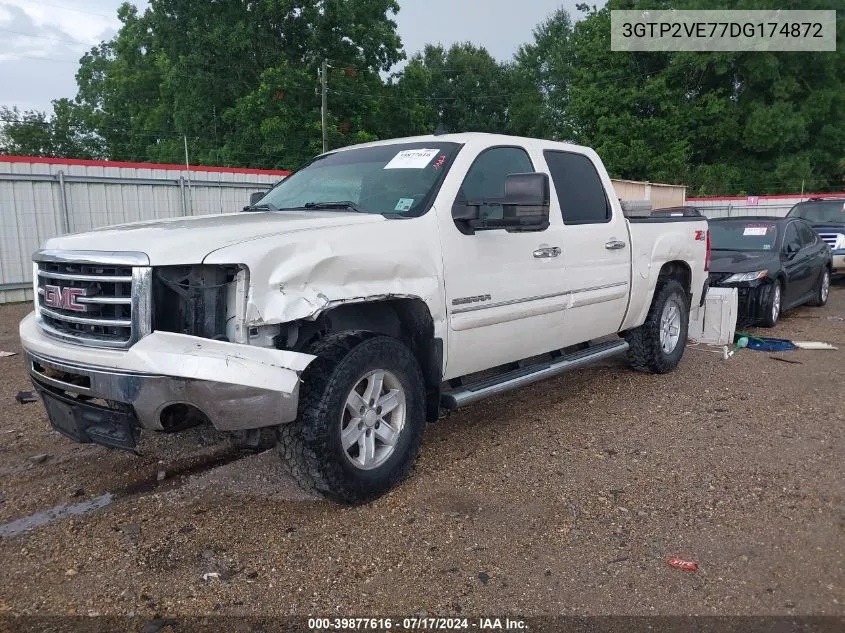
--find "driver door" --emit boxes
[439,145,568,379]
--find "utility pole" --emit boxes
[320,58,329,153]
[183,134,193,215]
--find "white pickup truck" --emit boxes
[19,133,710,503]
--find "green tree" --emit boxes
[544,0,845,194]
[70,0,405,168]
[380,43,539,138]
[0,101,102,158]
[512,8,576,140]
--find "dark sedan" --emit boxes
[708,216,832,327]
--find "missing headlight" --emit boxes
[152,265,240,340]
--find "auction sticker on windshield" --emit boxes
[384,148,440,169]
[743,226,769,236]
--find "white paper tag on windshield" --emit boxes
[743,227,768,236]
[384,148,439,169]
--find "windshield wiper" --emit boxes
[243,202,278,212]
[303,201,365,213]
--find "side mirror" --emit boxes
[249,191,266,206]
[452,173,550,234]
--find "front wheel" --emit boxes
[625,280,689,374]
[807,268,830,307]
[760,280,782,328]
[277,332,426,504]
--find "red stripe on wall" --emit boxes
[0,155,291,177]
[688,192,845,202]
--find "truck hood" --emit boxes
[43,211,385,265]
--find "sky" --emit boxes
[0,0,583,113]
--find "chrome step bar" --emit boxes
[441,339,629,410]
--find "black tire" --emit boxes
[277,332,426,504]
[625,280,689,374]
[760,280,782,328]
[807,267,830,307]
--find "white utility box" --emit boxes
[688,287,738,346]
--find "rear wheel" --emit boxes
[625,280,689,374]
[277,332,425,504]
[760,280,782,328]
[807,268,830,307]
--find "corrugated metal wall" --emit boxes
[0,157,286,303]
[688,192,845,219]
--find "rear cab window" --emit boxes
[543,150,611,225]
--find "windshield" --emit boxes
[787,200,845,224]
[255,142,461,216]
[710,220,779,252]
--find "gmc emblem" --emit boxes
[43,285,87,312]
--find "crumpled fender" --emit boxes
[204,212,446,328]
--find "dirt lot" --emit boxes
[0,287,843,618]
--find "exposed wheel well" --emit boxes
[282,299,442,422]
[657,261,692,306]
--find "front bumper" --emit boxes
[832,252,845,274]
[20,312,314,445]
[711,281,772,327]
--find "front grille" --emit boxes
[34,251,151,349]
[818,233,840,248]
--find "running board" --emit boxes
[441,340,629,410]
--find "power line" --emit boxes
[0,52,80,64]
[13,0,118,20]
[0,26,98,47]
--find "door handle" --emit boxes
[533,247,561,259]
[605,240,626,250]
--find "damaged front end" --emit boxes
[21,257,316,451]
[152,264,250,344]
[709,274,775,327]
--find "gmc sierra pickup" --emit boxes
[19,133,710,503]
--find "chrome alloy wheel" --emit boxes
[659,298,682,354]
[340,370,406,470]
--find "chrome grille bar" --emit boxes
[39,306,132,328]
[33,250,151,349]
[36,270,133,283]
[818,233,839,247]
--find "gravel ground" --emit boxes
[0,286,843,617]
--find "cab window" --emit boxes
[455,147,534,222]
[783,223,801,252]
[797,222,818,248]
[543,150,611,225]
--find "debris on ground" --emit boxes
[666,557,699,572]
[792,341,838,350]
[202,572,221,582]
[0,351,16,358]
[29,453,50,464]
[478,572,490,584]
[15,391,38,404]
[770,356,803,365]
